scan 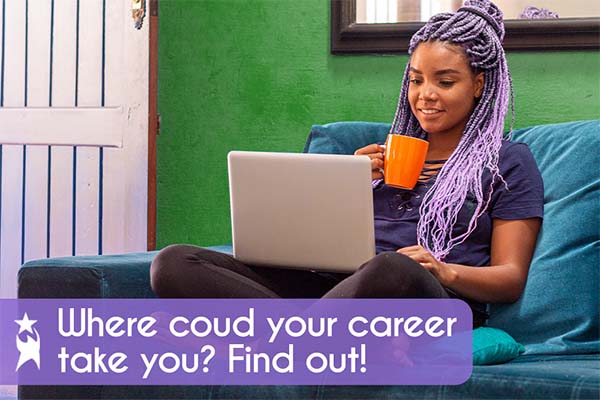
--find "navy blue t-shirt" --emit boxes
[373,141,544,267]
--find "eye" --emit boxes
[409,78,422,84]
[439,80,455,87]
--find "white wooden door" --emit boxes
[0,0,149,298]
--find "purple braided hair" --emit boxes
[519,6,559,19]
[389,0,514,260]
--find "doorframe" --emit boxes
[148,0,158,250]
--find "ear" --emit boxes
[474,72,484,98]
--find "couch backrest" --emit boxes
[304,120,600,356]
[488,120,599,355]
[304,122,390,155]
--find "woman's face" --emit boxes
[408,41,484,139]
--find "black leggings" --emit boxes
[150,245,486,327]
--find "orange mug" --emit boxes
[383,134,429,189]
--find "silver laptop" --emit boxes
[227,151,375,272]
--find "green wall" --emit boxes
[157,0,600,248]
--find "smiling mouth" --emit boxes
[419,109,442,115]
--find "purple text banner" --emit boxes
[0,299,472,385]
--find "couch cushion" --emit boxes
[20,355,600,399]
[473,327,525,365]
[304,121,390,155]
[18,245,233,298]
[488,120,600,356]
[320,354,600,400]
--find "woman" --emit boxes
[150,0,543,328]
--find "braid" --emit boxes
[390,0,513,260]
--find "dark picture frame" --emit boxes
[331,0,600,54]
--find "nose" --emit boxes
[418,82,438,101]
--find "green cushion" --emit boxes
[473,327,525,365]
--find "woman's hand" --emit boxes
[396,245,456,286]
[396,219,541,304]
[354,144,385,180]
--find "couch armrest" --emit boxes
[18,252,159,298]
[17,245,234,299]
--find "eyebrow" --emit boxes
[409,67,462,75]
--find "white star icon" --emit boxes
[15,312,37,334]
[15,312,41,371]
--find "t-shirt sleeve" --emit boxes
[489,142,544,220]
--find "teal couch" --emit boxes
[18,120,600,399]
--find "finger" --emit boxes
[372,171,384,180]
[371,158,384,180]
[371,158,384,170]
[367,152,384,161]
[398,245,424,252]
[354,143,384,156]
[396,248,421,257]
[410,256,430,266]
[398,251,433,267]
[420,262,436,274]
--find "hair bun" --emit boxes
[459,0,505,40]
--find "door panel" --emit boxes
[0,0,149,298]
